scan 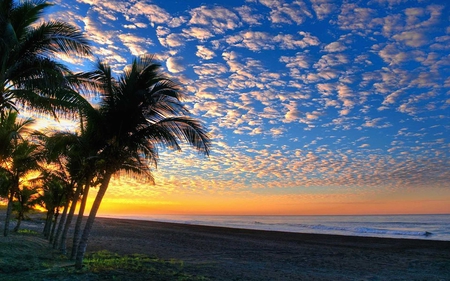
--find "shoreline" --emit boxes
[3,214,450,280]
[85,217,450,280]
[97,214,450,241]
[96,216,447,243]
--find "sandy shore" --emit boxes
[72,217,450,281]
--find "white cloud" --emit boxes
[188,6,241,33]
[393,31,428,47]
[166,56,185,73]
[196,46,216,60]
[183,27,214,40]
[310,0,336,20]
[284,101,301,123]
[128,2,171,26]
[118,33,152,56]
[235,5,263,25]
[324,41,347,53]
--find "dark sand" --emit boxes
[80,217,450,281]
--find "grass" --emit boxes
[0,229,209,281]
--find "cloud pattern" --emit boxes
[45,0,450,212]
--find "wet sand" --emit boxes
[81,217,450,280]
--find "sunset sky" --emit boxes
[33,0,450,216]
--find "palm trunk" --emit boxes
[13,211,23,232]
[43,209,54,238]
[49,208,59,243]
[53,199,69,249]
[75,172,111,269]
[71,183,90,260]
[59,183,83,254]
[3,190,14,237]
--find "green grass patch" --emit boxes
[82,250,208,280]
[0,234,208,281]
[16,229,39,235]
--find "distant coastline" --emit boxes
[98,213,450,241]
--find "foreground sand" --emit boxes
[78,217,450,280]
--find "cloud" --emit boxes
[118,33,153,56]
[158,32,186,48]
[310,0,336,20]
[324,41,347,53]
[196,45,216,60]
[274,31,321,49]
[279,53,311,69]
[314,53,349,70]
[362,117,391,128]
[378,44,410,65]
[128,2,171,26]
[182,27,215,40]
[188,6,241,33]
[260,0,313,25]
[226,31,319,52]
[166,56,185,73]
[226,31,273,51]
[235,5,263,25]
[284,101,301,123]
[393,31,428,47]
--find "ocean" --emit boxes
[102,214,450,241]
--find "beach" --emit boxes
[79,217,450,280]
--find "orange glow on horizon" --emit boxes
[87,188,450,217]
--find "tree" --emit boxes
[0,110,36,236]
[1,139,42,236]
[0,0,91,116]
[36,173,66,239]
[13,185,38,232]
[74,55,211,269]
[37,130,99,253]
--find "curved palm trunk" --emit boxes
[3,189,15,237]
[13,210,24,232]
[53,200,70,249]
[43,209,54,238]
[71,183,90,260]
[49,208,60,243]
[75,172,111,269]
[59,183,83,254]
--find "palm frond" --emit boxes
[18,21,91,58]
[142,117,211,156]
[10,1,52,40]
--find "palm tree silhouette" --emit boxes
[74,55,211,268]
[1,139,42,236]
[0,0,91,116]
[0,111,35,236]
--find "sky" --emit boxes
[32,0,450,216]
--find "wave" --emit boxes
[354,227,432,237]
[252,221,432,238]
[103,214,448,240]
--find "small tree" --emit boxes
[13,185,38,232]
[0,115,41,236]
[36,174,66,239]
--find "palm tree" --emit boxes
[1,139,42,236]
[0,110,35,236]
[0,0,91,116]
[0,111,34,162]
[13,185,38,232]
[38,130,99,253]
[0,170,9,200]
[36,173,66,239]
[74,55,211,269]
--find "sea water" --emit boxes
[102,214,450,241]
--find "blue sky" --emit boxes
[36,0,450,215]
